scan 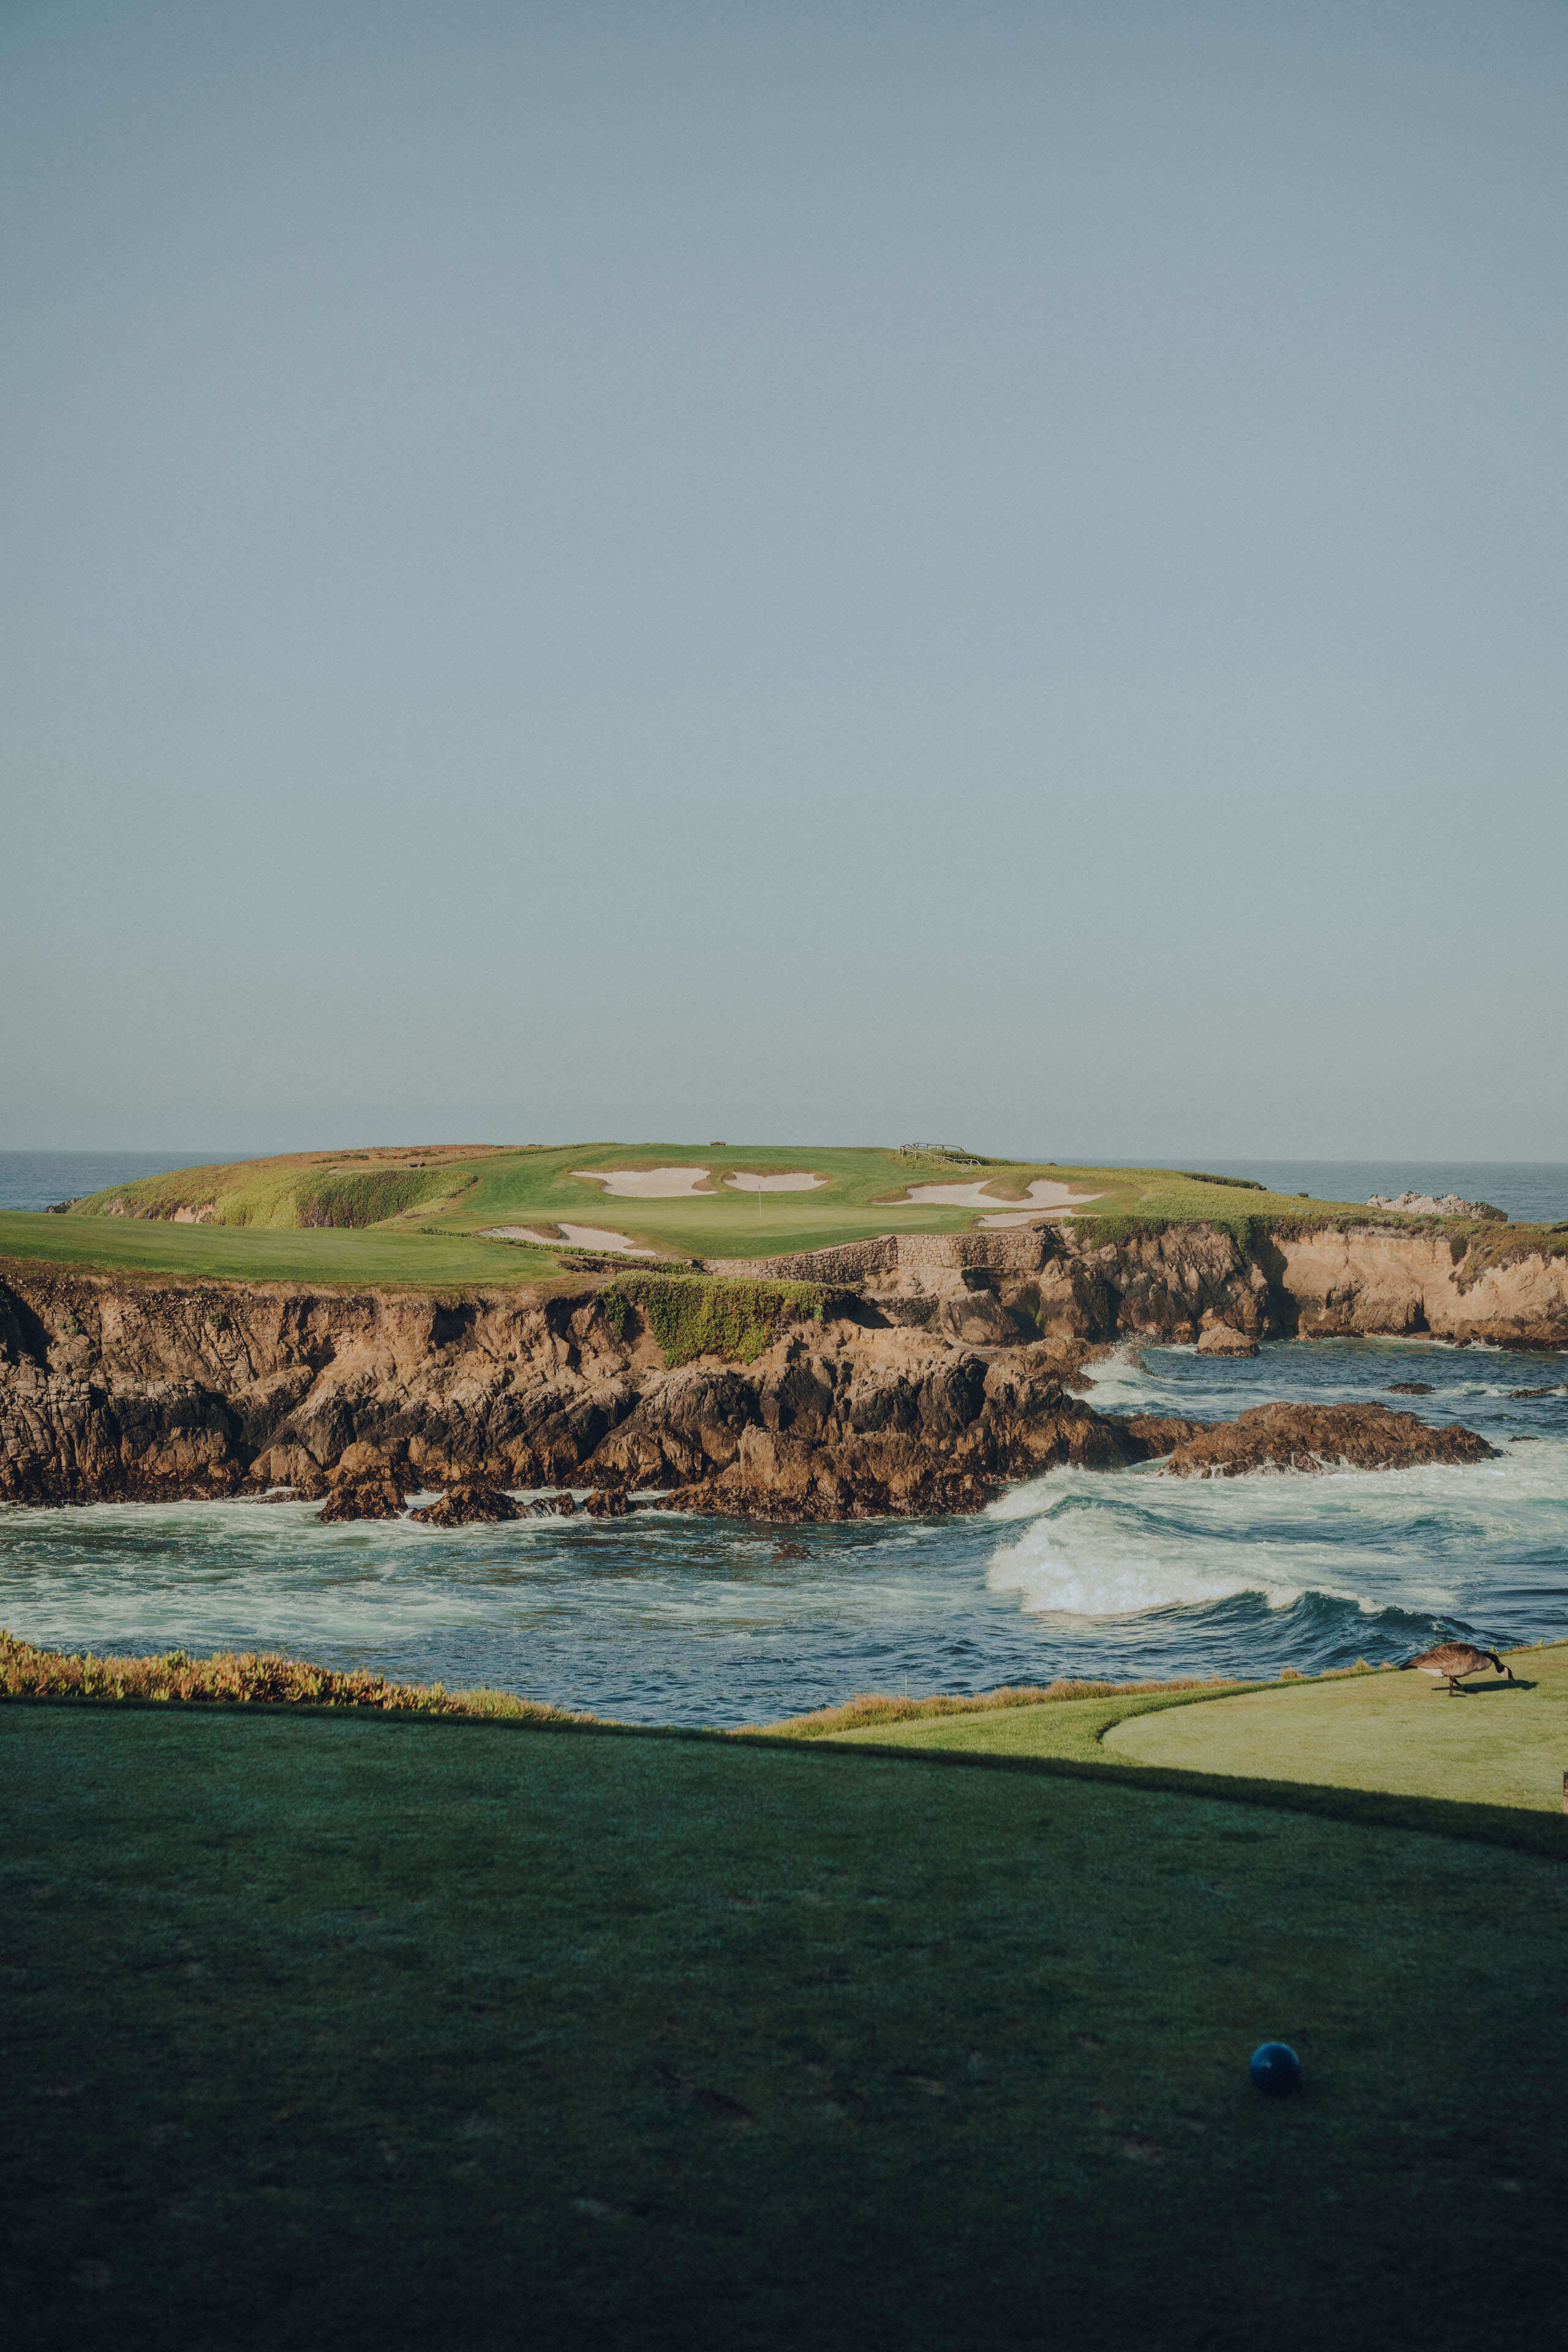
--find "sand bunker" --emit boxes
[483,1224,658,1257]
[723,1171,826,1193]
[574,1167,714,1198]
[883,1177,1104,1218]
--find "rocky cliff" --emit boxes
[0,1216,1553,1517]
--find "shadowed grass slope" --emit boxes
[2,1703,1564,2351]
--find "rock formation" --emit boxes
[1196,1322,1259,1357]
[1162,1403,1496,1480]
[0,1212,1555,1518]
[1366,1192,1505,1219]
[408,1483,524,1526]
[320,1474,409,1523]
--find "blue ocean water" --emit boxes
[0,1150,242,1212]
[1,1336,1562,1725]
[1199,1160,1568,1225]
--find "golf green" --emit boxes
[4,1703,1564,2349]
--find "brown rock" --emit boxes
[1196,1324,1259,1357]
[408,1483,523,1526]
[320,1476,407,1523]
[582,1486,629,1516]
[1164,1402,1497,1480]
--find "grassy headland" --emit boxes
[3,1694,1564,2348]
[1,1140,1433,1286]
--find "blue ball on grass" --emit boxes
[1250,2041,1301,2095]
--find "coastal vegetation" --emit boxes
[597,1272,840,1365]
[4,1695,1564,2346]
[0,1630,584,1720]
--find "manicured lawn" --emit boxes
[426,1144,1372,1261]
[0,1214,558,1288]
[1106,1644,1568,1811]
[829,1645,1568,1815]
[16,1139,1380,1281]
[4,1705,1564,2349]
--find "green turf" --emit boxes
[12,1139,1389,1284]
[4,1706,1564,2349]
[827,1647,1568,1814]
[0,1214,559,1288]
[1105,1644,1568,1811]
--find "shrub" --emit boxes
[0,1631,590,1721]
[598,1273,837,1365]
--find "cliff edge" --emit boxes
[0,1215,1547,1517]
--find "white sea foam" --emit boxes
[982,1434,1568,1624]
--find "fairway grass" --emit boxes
[4,1705,1565,2350]
[0,1212,560,1288]
[7,1140,1392,1284]
[1105,1643,1568,1811]
[826,1646,1568,1818]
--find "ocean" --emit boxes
[1,1152,1563,1722]
[0,1335,1561,1726]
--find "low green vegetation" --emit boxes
[764,1673,1230,1737]
[4,1701,1564,2349]
[69,1145,496,1229]
[599,1272,840,1366]
[0,1632,586,1721]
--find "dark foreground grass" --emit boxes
[4,1708,1566,2351]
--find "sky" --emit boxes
[3,0,1566,1161]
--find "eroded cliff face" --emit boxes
[1270,1229,1568,1348]
[0,1216,1555,1515]
[0,1263,1193,1514]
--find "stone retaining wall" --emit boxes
[703,1226,1058,1285]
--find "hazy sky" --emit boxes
[4,0,1566,1159]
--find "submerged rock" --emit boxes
[1388,1382,1433,1395]
[1163,1402,1496,1480]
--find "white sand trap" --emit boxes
[724,1170,826,1193]
[884,1177,1106,1216]
[886,1181,1007,1208]
[482,1224,658,1257]
[574,1167,713,1198]
[979,1178,1104,1224]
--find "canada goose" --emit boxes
[1401,1642,1515,1696]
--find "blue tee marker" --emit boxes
[1250,2041,1301,2095]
